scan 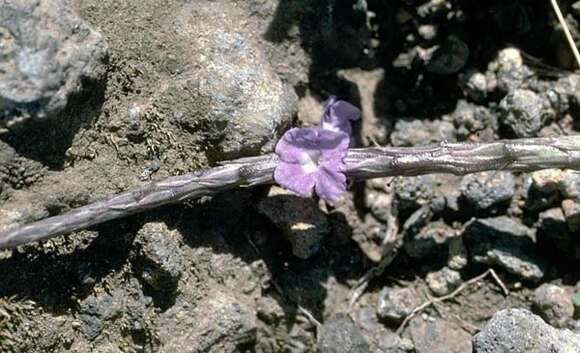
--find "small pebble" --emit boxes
[499,89,547,137]
[417,24,437,41]
[460,171,514,210]
[532,283,574,328]
[390,119,455,147]
[377,287,422,323]
[426,267,462,297]
[378,331,414,353]
[447,236,468,270]
[459,71,488,101]
[492,47,532,92]
[561,199,580,232]
[132,222,184,292]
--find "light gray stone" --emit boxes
[0,0,108,130]
[472,308,580,353]
[532,283,574,328]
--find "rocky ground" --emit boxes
[1,0,580,352]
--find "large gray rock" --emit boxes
[0,0,108,130]
[167,2,296,159]
[472,308,580,353]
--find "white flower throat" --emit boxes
[302,150,322,173]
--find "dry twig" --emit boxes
[396,269,509,335]
[550,0,580,68]
[348,184,400,309]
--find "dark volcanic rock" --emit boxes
[464,217,546,282]
[460,171,514,211]
[472,308,580,353]
[0,0,108,130]
[425,35,469,75]
[132,222,184,292]
[538,207,580,261]
[256,186,329,259]
[499,89,549,137]
[404,220,454,260]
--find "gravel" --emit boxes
[390,119,456,147]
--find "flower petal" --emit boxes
[321,96,361,135]
[319,130,349,169]
[315,164,347,201]
[275,128,321,164]
[274,126,350,200]
[275,127,348,162]
[274,161,316,198]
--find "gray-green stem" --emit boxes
[1,135,580,249]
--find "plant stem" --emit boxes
[550,0,580,68]
[2,135,580,249]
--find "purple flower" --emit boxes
[320,96,361,135]
[274,127,349,201]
